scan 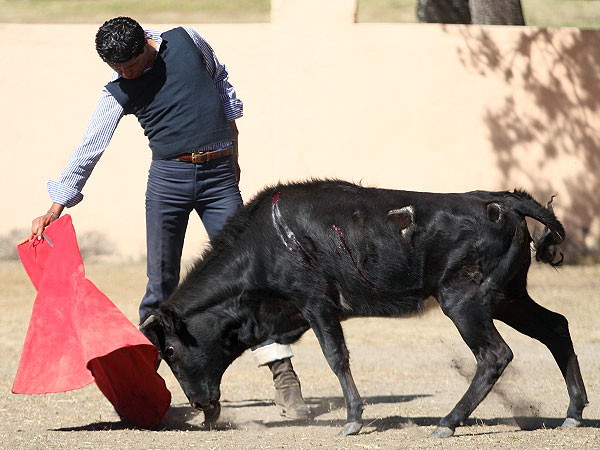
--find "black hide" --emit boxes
[141,180,587,437]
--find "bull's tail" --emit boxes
[507,189,565,266]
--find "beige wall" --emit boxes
[1,12,599,262]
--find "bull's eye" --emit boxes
[164,346,175,360]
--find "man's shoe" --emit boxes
[268,358,310,420]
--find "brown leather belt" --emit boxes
[173,146,233,163]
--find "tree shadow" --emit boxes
[449,26,600,260]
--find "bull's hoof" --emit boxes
[430,426,454,438]
[339,421,363,436]
[560,418,581,429]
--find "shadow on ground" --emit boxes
[53,393,600,434]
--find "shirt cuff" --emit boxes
[223,97,244,122]
[47,180,84,208]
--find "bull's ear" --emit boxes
[387,206,416,241]
[139,313,163,348]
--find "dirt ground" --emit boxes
[1,260,599,449]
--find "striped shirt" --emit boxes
[48,26,243,208]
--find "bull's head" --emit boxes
[140,307,248,423]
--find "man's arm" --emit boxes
[183,26,243,123]
[30,89,124,240]
[183,26,243,183]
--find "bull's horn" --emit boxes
[139,314,158,330]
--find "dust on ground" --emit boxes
[1,261,599,449]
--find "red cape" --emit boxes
[13,215,171,428]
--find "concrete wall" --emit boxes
[2,4,599,262]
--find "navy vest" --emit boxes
[105,27,233,160]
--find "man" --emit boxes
[29,16,309,420]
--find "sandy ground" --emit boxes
[1,260,599,449]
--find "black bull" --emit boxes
[141,180,588,437]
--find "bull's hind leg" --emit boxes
[494,292,588,427]
[303,307,363,436]
[433,290,514,438]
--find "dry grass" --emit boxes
[1,0,600,27]
[0,0,270,23]
[357,0,600,28]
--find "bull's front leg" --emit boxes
[304,308,363,435]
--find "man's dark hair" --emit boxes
[95,17,146,65]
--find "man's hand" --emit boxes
[229,120,241,182]
[30,203,64,242]
[233,144,241,182]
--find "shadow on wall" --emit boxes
[451,27,600,261]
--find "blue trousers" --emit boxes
[139,155,242,319]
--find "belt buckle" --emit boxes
[191,152,203,163]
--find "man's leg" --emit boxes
[253,341,310,420]
[140,160,194,320]
[195,155,309,419]
[194,154,243,238]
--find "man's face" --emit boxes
[109,41,153,79]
